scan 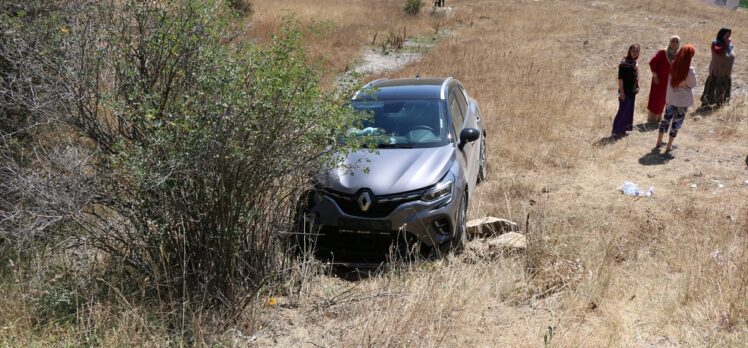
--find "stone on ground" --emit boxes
[487,232,527,249]
[466,217,519,238]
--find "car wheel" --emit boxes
[451,193,468,251]
[477,134,487,184]
[436,192,467,256]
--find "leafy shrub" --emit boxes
[403,0,423,16]
[0,0,366,310]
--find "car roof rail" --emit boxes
[352,78,387,100]
[440,77,454,100]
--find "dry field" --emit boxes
[248,0,748,346]
[2,0,745,346]
[249,0,460,86]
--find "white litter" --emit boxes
[619,181,654,197]
[690,184,697,188]
[710,250,726,266]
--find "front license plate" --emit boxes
[338,218,391,231]
[338,229,391,236]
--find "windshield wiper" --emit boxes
[378,143,413,148]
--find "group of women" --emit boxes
[610,28,736,153]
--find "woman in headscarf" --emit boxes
[646,36,680,123]
[611,44,640,137]
[657,45,697,153]
[700,28,735,108]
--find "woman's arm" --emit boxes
[618,78,625,100]
[649,51,659,72]
[685,67,697,89]
[649,50,663,84]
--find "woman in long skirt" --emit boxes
[700,28,735,108]
[612,44,640,137]
[646,36,680,123]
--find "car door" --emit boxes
[450,87,478,185]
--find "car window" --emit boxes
[350,100,450,148]
[449,89,465,134]
[455,87,469,117]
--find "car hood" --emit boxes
[321,145,454,195]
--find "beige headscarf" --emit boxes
[666,35,680,63]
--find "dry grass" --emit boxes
[250,0,748,346]
[249,0,462,87]
[3,0,747,345]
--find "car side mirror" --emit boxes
[459,128,480,149]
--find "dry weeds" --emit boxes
[249,0,459,87]
[3,0,747,346]
[250,0,748,346]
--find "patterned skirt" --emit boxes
[701,75,731,106]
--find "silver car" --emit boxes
[298,77,487,262]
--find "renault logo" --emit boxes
[357,191,373,212]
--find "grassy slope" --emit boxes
[252,0,748,346]
[2,0,744,345]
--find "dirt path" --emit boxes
[334,29,452,93]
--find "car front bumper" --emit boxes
[309,190,461,250]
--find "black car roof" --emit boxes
[352,78,453,101]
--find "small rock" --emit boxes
[718,183,725,189]
[466,217,519,238]
[487,232,527,249]
[647,173,655,178]
[541,186,551,193]
[690,184,697,188]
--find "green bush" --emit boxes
[403,0,423,16]
[0,0,366,310]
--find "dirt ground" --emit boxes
[244,0,748,346]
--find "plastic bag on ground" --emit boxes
[619,181,654,197]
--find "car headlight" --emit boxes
[421,173,453,202]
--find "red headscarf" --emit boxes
[670,45,695,88]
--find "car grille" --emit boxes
[324,188,424,218]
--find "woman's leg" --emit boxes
[611,98,629,135]
[625,96,635,131]
[701,75,717,107]
[657,105,674,148]
[665,107,687,152]
[656,132,665,148]
[647,110,661,123]
[716,77,732,106]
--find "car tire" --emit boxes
[451,193,468,252]
[477,134,487,184]
[436,191,467,256]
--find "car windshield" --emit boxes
[349,100,450,148]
